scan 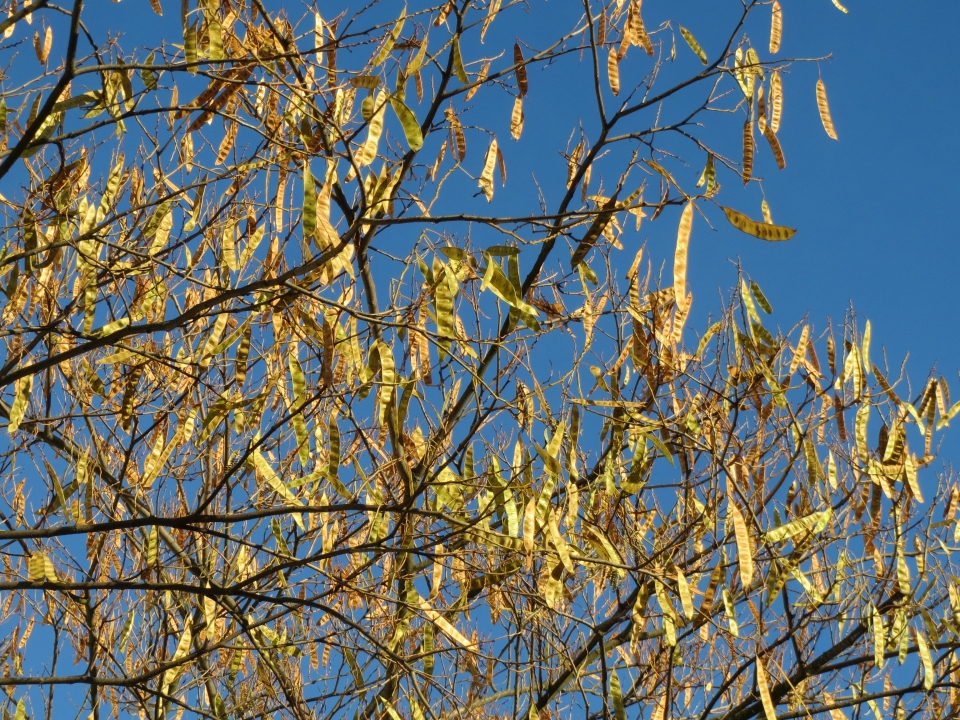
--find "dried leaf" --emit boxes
[937,399,960,430]
[769,71,782,133]
[434,0,454,26]
[350,76,381,90]
[915,629,933,690]
[629,0,654,55]
[896,541,911,594]
[758,84,767,133]
[523,496,536,552]
[184,23,197,69]
[446,108,466,162]
[862,320,872,375]
[390,96,423,151]
[700,562,724,617]
[610,670,627,720]
[181,64,254,129]
[28,551,46,582]
[679,26,708,64]
[570,194,619,269]
[676,568,695,620]
[697,153,716,194]
[314,11,324,50]
[458,63,484,103]
[302,163,317,241]
[326,19,339,87]
[481,0,501,43]
[161,621,193,690]
[452,36,469,83]
[34,26,52,64]
[855,401,869,462]
[510,96,524,140]
[514,44,528,97]
[816,78,838,140]
[371,8,406,67]
[721,206,796,241]
[607,48,620,95]
[7,375,32,434]
[761,200,773,225]
[674,201,693,313]
[547,510,573,573]
[762,122,786,169]
[479,138,498,202]
[216,120,237,164]
[756,659,777,720]
[567,141,583,188]
[146,201,174,255]
[252,450,304,528]
[751,280,773,313]
[764,510,830,543]
[651,696,667,720]
[357,91,387,166]
[904,454,923,503]
[729,501,754,587]
[769,1,782,53]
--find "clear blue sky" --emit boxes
[700,0,960,460]
[696,0,960,382]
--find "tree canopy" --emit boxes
[0,1,958,720]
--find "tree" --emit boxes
[0,1,958,719]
